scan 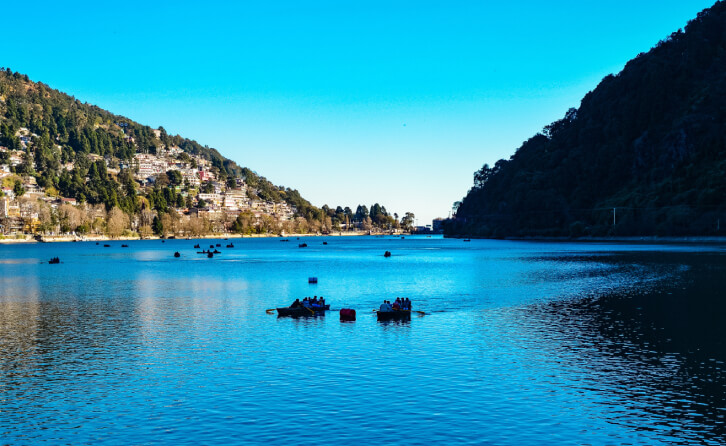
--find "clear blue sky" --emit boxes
[2,1,715,224]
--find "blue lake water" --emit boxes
[1,236,725,445]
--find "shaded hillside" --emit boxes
[448,1,726,238]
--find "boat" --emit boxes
[376,310,411,322]
[174,252,181,258]
[384,251,391,257]
[121,244,129,248]
[207,252,214,258]
[276,304,330,317]
[103,244,110,247]
[308,277,318,284]
[212,249,221,254]
[226,243,234,248]
[299,243,308,248]
[48,257,60,264]
[216,243,221,247]
[194,244,200,249]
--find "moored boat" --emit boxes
[276,304,330,317]
[376,309,411,321]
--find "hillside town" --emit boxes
[0,127,295,239]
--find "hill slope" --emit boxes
[0,70,407,236]
[448,1,726,238]
[0,69,319,216]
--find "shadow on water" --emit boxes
[522,252,726,444]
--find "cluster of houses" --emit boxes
[0,127,296,235]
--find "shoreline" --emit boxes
[0,231,399,244]
[445,235,726,244]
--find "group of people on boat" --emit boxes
[379,297,412,312]
[290,296,326,309]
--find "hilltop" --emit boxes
[0,70,410,238]
[448,1,726,238]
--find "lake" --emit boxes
[1,236,725,445]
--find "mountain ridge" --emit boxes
[447,0,726,238]
[0,69,407,236]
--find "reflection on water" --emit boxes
[1,238,725,444]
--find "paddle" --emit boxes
[265,309,276,314]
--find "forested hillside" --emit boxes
[0,70,410,236]
[0,69,313,213]
[448,1,726,238]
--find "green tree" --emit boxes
[152,215,163,236]
[13,179,24,197]
[166,170,183,186]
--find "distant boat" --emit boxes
[103,244,110,247]
[299,243,308,248]
[48,257,60,264]
[384,251,392,257]
[226,243,234,248]
[174,252,181,258]
[276,305,330,317]
[216,243,221,247]
[308,277,318,284]
[463,239,471,242]
[194,244,200,249]
[121,244,129,248]
[207,252,214,258]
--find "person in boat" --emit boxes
[291,298,301,308]
[392,298,401,310]
[302,297,311,308]
[319,296,325,307]
[405,298,412,310]
[380,300,392,312]
[311,296,320,308]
